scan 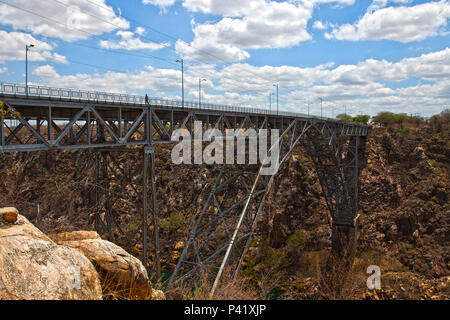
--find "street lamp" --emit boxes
[319,97,323,120]
[175,59,184,108]
[199,78,207,108]
[26,44,34,97]
[269,92,274,112]
[273,84,279,115]
[307,102,311,117]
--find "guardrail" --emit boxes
[0,82,331,120]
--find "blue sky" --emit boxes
[0,0,449,117]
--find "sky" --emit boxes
[0,0,449,117]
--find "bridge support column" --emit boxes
[302,126,366,259]
[143,146,161,280]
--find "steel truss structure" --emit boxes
[1,85,370,295]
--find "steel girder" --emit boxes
[301,122,368,255]
[167,119,369,295]
[167,118,314,295]
[0,98,369,152]
[0,100,150,152]
[92,146,161,278]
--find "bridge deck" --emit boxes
[1,83,370,152]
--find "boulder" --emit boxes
[0,207,18,224]
[51,231,157,300]
[0,211,102,300]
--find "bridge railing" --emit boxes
[1,82,331,120]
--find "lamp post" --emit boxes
[307,102,311,117]
[273,84,279,115]
[199,78,206,108]
[176,59,184,108]
[269,92,274,112]
[25,44,34,97]
[319,97,323,119]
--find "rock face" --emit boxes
[51,231,163,300]
[0,212,102,300]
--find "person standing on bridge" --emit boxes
[145,94,149,105]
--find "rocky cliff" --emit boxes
[0,121,448,300]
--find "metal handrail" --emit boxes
[0,82,341,121]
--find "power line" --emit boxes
[0,0,222,84]
[78,0,282,87]
[57,40,178,67]
[0,0,177,67]
[81,0,234,65]
[0,0,302,107]
[47,0,171,52]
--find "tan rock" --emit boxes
[0,214,52,242]
[0,214,102,300]
[0,207,19,223]
[55,231,153,300]
[50,231,101,243]
[152,289,166,300]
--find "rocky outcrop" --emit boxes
[0,207,19,224]
[50,231,164,300]
[0,211,102,300]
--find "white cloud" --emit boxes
[312,20,328,30]
[135,27,146,36]
[0,31,67,64]
[142,0,177,9]
[33,64,193,95]
[366,0,412,13]
[32,48,450,117]
[100,30,169,51]
[0,0,129,42]
[327,0,450,42]
[0,66,7,74]
[176,0,355,62]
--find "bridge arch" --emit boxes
[167,118,369,296]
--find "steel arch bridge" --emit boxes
[0,83,370,295]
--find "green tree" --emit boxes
[353,115,370,123]
[336,113,353,122]
[372,112,396,127]
[394,113,408,128]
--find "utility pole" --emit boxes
[308,102,311,117]
[199,78,206,108]
[273,84,279,115]
[25,44,34,97]
[176,59,184,108]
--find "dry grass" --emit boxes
[166,268,259,300]
[98,267,154,300]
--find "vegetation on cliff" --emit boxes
[0,110,448,300]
